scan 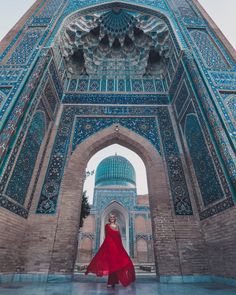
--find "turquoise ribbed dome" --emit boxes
[95,155,136,187]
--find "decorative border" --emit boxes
[63,93,169,105]
[36,105,193,216]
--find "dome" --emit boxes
[95,155,136,187]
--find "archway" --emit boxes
[47,124,181,278]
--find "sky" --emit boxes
[0,1,235,202]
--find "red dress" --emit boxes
[85,223,135,287]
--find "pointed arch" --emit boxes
[48,124,182,277]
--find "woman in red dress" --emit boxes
[85,213,135,288]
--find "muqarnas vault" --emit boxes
[0,0,235,284]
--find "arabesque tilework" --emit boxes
[0,0,235,222]
[5,111,46,205]
[36,105,193,216]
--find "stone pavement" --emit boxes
[0,276,236,295]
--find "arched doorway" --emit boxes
[47,124,181,278]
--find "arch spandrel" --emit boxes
[47,123,182,276]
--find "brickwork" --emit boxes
[0,210,27,273]
[201,206,236,278]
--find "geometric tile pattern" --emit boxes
[36,105,193,216]
[44,82,58,115]
[158,107,193,215]
[185,114,224,206]
[226,96,236,125]
[72,117,161,153]
[0,0,235,223]
[190,30,229,70]
[0,70,22,82]
[220,93,236,142]
[49,62,63,99]
[7,28,43,65]
[5,111,46,205]
[211,72,236,88]
[66,78,165,93]
[175,79,189,115]
[143,80,155,92]
[180,101,235,218]
[63,93,169,105]
[0,51,51,163]
[183,53,236,188]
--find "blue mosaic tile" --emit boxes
[49,61,63,99]
[174,78,190,115]
[0,87,11,96]
[143,80,155,92]
[107,79,115,92]
[36,106,75,214]
[7,28,43,65]
[89,79,100,92]
[132,79,143,92]
[65,78,167,93]
[77,79,89,91]
[31,17,52,26]
[44,81,58,114]
[0,70,22,82]
[0,0,235,222]
[0,51,51,162]
[118,79,125,92]
[155,79,164,92]
[210,72,236,89]
[68,79,77,92]
[190,29,230,70]
[157,107,193,215]
[199,197,234,220]
[72,117,161,153]
[169,62,184,99]
[37,0,65,19]
[0,194,28,218]
[101,79,106,91]
[167,59,175,81]
[5,112,46,205]
[126,79,131,91]
[220,93,236,141]
[185,114,224,206]
[62,93,169,105]
[183,52,236,187]
[36,105,192,216]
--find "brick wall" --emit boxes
[0,209,27,273]
[201,206,236,278]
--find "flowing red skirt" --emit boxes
[85,224,135,287]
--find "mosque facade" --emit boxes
[77,155,154,266]
[0,0,235,284]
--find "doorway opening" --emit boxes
[75,144,155,274]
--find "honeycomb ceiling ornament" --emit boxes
[61,7,170,78]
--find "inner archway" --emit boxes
[48,124,182,278]
[75,142,156,272]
